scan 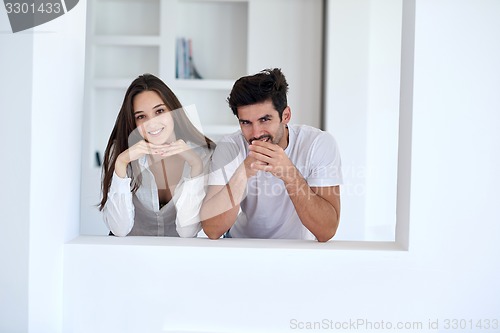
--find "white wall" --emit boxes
[2,0,500,332]
[325,0,403,241]
[247,0,324,128]
[28,6,87,331]
[0,2,87,332]
[365,1,402,240]
[324,0,370,240]
[0,9,33,333]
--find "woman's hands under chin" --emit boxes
[114,140,172,178]
[114,139,203,178]
[155,139,203,177]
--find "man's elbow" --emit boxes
[316,234,334,242]
[206,233,222,240]
[316,226,338,242]
[203,228,223,240]
[201,222,224,240]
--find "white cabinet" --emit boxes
[81,0,324,235]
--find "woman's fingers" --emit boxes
[159,146,187,157]
[156,140,188,156]
[130,139,193,158]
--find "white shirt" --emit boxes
[208,124,343,240]
[103,146,211,237]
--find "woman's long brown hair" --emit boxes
[99,73,215,210]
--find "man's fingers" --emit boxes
[249,146,275,159]
[249,140,277,150]
[249,151,273,164]
[251,161,272,172]
[249,141,277,151]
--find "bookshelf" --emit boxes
[81,0,324,235]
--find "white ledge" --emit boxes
[67,235,407,251]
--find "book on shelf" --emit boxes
[176,37,203,79]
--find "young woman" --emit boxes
[99,73,215,237]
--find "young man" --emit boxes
[201,68,342,242]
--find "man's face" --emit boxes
[237,99,290,149]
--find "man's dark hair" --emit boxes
[227,68,289,120]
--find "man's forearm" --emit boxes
[201,202,239,239]
[201,165,249,239]
[284,173,340,242]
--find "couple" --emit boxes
[99,68,343,242]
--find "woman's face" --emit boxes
[132,90,175,145]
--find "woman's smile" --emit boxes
[148,127,164,136]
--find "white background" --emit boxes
[1,0,500,332]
